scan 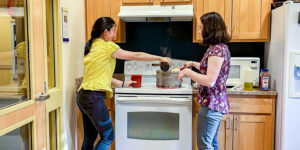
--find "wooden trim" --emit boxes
[0,103,35,131]
[85,0,88,41]
[32,0,45,97]
[0,100,35,116]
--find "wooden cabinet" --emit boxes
[193,0,271,43]
[192,94,275,150]
[233,115,273,150]
[217,114,233,150]
[193,0,231,42]
[231,0,271,41]
[112,0,126,42]
[85,0,125,43]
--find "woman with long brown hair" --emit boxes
[178,12,231,150]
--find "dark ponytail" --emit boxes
[84,17,115,56]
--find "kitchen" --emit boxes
[0,0,300,150]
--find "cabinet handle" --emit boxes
[226,117,231,129]
[234,118,239,130]
[227,25,230,34]
[234,25,237,37]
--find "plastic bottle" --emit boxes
[260,69,270,91]
[244,68,254,91]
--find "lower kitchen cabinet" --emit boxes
[193,94,276,150]
[233,114,273,150]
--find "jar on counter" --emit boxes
[260,69,270,91]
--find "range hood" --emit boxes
[118,5,193,22]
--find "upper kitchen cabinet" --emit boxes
[85,0,125,43]
[85,0,110,40]
[231,0,271,41]
[193,0,271,43]
[122,0,192,6]
[193,0,232,42]
[112,0,126,43]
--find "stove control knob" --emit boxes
[133,63,138,70]
[126,64,132,70]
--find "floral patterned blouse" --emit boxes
[198,43,231,114]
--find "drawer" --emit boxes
[193,96,273,114]
[229,97,272,114]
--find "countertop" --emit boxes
[193,88,277,96]
[76,74,277,96]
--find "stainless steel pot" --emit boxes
[156,70,181,88]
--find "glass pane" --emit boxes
[229,65,240,79]
[49,110,57,150]
[127,112,179,140]
[0,123,32,150]
[0,0,31,109]
[46,0,56,89]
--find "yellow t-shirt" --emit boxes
[79,38,120,98]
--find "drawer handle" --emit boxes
[234,118,239,130]
[230,104,240,109]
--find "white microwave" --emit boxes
[227,57,260,87]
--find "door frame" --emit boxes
[0,0,63,149]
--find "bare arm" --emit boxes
[111,78,123,87]
[178,56,224,88]
[111,78,137,87]
[112,49,172,65]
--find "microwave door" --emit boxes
[227,64,242,87]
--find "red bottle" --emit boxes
[260,69,270,91]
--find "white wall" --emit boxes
[60,0,85,150]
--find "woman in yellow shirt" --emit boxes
[77,17,171,150]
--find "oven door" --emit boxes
[115,94,192,150]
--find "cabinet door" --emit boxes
[193,0,232,42]
[122,0,155,5]
[232,0,271,41]
[203,0,232,37]
[193,0,204,42]
[217,114,233,150]
[85,0,110,40]
[233,115,273,150]
[112,0,126,43]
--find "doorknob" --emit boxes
[35,93,50,101]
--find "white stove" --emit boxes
[115,60,193,150]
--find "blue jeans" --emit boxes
[197,106,224,150]
[76,89,114,150]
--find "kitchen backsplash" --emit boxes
[116,22,264,73]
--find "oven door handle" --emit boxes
[116,97,191,105]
